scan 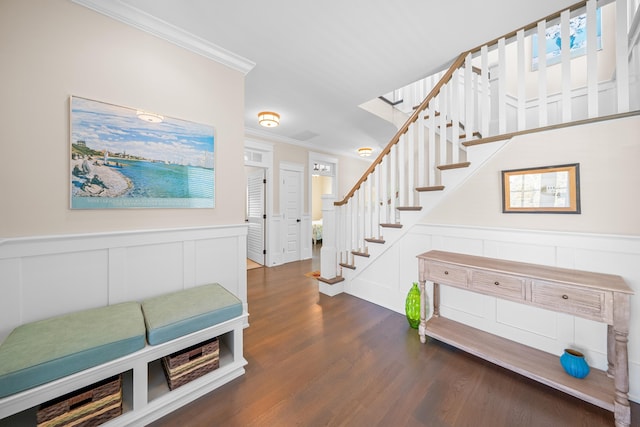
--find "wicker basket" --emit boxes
[162,337,219,390]
[37,375,122,427]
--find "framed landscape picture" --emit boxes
[501,164,580,214]
[70,96,215,209]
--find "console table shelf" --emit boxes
[417,250,633,427]
[426,316,614,411]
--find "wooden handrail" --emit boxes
[334,51,469,206]
[462,110,640,147]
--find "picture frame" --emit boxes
[501,164,580,214]
[70,96,215,209]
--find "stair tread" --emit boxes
[397,206,422,211]
[317,276,345,284]
[339,263,356,270]
[364,238,386,244]
[416,185,445,192]
[351,251,370,258]
[437,161,471,171]
[380,223,403,229]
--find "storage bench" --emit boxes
[0,302,145,399]
[0,283,247,427]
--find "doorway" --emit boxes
[280,165,304,264]
[246,167,265,266]
[244,140,273,267]
[308,152,338,252]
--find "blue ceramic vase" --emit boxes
[560,349,590,379]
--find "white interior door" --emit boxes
[247,169,265,265]
[282,168,302,264]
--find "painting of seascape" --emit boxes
[70,96,215,209]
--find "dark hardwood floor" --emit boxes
[150,249,639,427]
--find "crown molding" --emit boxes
[72,0,255,75]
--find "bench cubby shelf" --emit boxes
[0,314,247,426]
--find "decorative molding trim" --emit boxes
[279,161,305,172]
[0,224,248,258]
[71,0,255,75]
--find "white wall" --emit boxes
[351,224,640,401]
[0,0,246,238]
[346,115,640,401]
[425,115,640,235]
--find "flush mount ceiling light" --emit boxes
[258,111,280,127]
[136,110,164,123]
[358,147,373,157]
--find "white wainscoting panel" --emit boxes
[350,223,640,401]
[269,215,283,266]
[0,225,248,342]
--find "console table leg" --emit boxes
[613,330,630,427]
[607,325,615,378]
[613,293,631,427]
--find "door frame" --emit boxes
[244,139,274,266]
[246,167,266,265]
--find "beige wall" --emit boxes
[422,115,640,235]
[312,175,333,220]
[0,0,246,237]
[247,135,372,216]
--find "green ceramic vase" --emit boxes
[405,282,421,329]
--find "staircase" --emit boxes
[318,0,640,296]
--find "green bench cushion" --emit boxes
[142,283,243,345]
[0,302,146,398]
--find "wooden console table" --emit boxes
[417,250,633,427]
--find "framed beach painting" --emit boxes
[70,96,215,209]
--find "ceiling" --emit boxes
[77,0,577,159]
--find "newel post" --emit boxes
[320,195,337,280]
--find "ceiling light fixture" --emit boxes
[136,110,164,123]
[258,111,280,127]
[358,147,373,157]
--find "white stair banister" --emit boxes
[464,53,474,140]
[427,102,437,185]
[417,108,426,187]
[398,133,406,207]
[480,44,490,137]
[517,29,526,131]
[537,20,549,127]
[439,84,448,164]
[407,124,415,206]
[618,0,631,112]
[451,69,460,164]
[389,144,397,219]
[561,9,573,123]
[587,0,599,118]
